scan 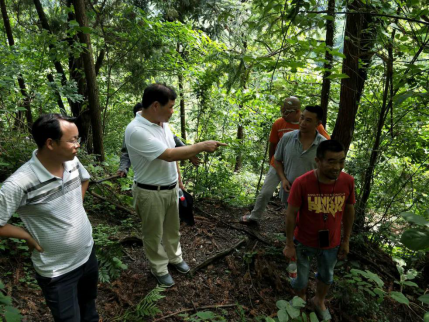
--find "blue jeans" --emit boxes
[291,241,339,291]
[35,247,99,322]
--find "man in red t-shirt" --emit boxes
[283,140,355,321]
[240,97,329,224]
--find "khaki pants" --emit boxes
[132,184,183,275]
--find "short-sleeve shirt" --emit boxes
[269,118,330,166]
[0,151,93,278]
[288,170,356,249]
[274,130,326,184]
[125,113,177,185]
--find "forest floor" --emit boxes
[1,194,426,322]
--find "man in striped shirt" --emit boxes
[0,114,99,322]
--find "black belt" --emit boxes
[135,181,177,190]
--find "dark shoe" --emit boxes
[151,271,175,288]
[239,214,258,225]
[171,261,190,274]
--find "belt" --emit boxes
[134,181,177,191]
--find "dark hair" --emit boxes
[32,114,75,148]
[317,140,345,159]
[142,83,177,109]
[133,102,143,116]
[304,105,323,121]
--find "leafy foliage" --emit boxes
[121,286,165,321]
[0,280,22,322]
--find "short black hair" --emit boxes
[317,140,345,159]
[32,114,75,149]
[133,102,143,116]
[142,83,177,109]
[304,105,323,121]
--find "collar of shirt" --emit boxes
[293,130,324,147]
[29,150,74,183]
[135,112,164,128]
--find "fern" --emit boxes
[120,286,166,321]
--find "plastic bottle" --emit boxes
[288,258,297,279]
[178,189,187,207]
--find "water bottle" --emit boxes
[178,189,187,207]
[288,258,297,279]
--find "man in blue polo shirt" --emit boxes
[0,114,98,322]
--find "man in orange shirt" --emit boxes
[240,97,330,224]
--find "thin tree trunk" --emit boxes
[178,74,186,142]
[73,0,105,161]
[320,0,335,128]
[331,0,376,154]
[1,0,32,131]
[234,104,244,172]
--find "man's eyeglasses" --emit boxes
[58,137,81,146]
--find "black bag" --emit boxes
[179,190,195,226]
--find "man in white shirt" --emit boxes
[0,114,98,321]
[125,83,226,287]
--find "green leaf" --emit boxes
[402,281,418,287]
[276,300,288,309]
[79,27,92,34]
[285,302,300,319]
[265,317,276,322]
[195,311,217,319]
[0,280,4,289]
[418,294,429,304]
[400,228,429,251]
[390,291,410,305]
[0,293,12,306]
[400,212,429,227]
[374,288,385,297]
[291,296,306,308]
[4,305,22,322]
[310,312,320,322]
[326,73,349,80]
[424,311,429,322]
[277,309,289,322]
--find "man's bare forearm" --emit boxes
[0,224,32,240]
[273,159,287,181]
[268,143,276,162]
[81,180,89,200]
[342,204,355,241]
[285,207,298,245]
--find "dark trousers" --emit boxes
[36,247,99,322]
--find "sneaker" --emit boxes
[239,214,258,225]
[171,261,190,274]
[151,271,175,288]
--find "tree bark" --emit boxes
[320,0,335,128]
[1,0,32,131]
[331,0,376,154]
[73,0,105,161]
[178,73,186,142]
[234,104,244,172]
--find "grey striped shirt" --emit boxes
[0,150,93,278]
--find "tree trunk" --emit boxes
[1,0,32,131]
[178,74,186,142]
[320,0,335,128]
[47,73,67,116]
[331,0,376,154]
[234,105,244,172]
[73,0,105,161]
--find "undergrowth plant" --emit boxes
[92,224,128,283]
[0,280,22,322]
[120,286,165,321]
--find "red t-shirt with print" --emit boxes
[287,170,355,248]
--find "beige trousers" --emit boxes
[132,184,183,275]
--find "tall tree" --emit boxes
[1,0,33,130]
[320,0,335,128]
[331,0,376,153]
[73,0,105,161]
